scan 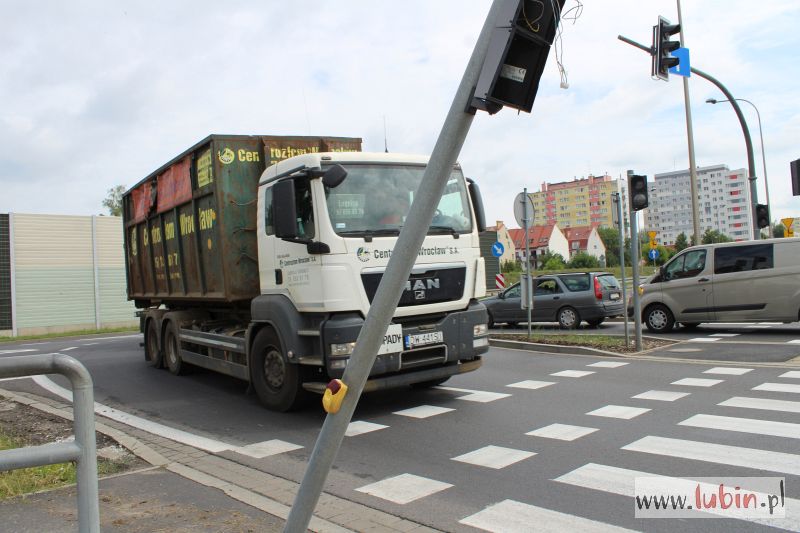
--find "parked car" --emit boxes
[633,237,800,333]
[484,272,624,329]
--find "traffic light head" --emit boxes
[755,204,770,229]
[629,174,649,211]
[652,15,681,81]
[791,158,800,196]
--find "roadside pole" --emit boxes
[613,192,629,348]
[523,188,532,340]
[628,171,643,352]
[283,2,505,530]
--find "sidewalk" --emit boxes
[0,388,438,533]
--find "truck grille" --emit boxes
[361,266,466,307]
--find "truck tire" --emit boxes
[250,328,306,412]
[645,304,675,333]
[164,321,190,376]
[144,319,163,368]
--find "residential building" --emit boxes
[643,165,752,245]
[482,221,516,264]
[528,174,629,231]
[508,224,569,267]
[480,221,517,289]
[563,226,606,262]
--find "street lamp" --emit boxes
[706,97,772,237]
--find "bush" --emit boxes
[567,252,600,269]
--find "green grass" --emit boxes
[0,431,130,499]
[495,332,628,349]
[0,327,137,344]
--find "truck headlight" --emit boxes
[473,324,488,336]
[473,337,489,348]
[329,357,349,370]
[330,342,356,357]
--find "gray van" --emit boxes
[634,237,800,332]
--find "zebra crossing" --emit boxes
[340,359,800,532]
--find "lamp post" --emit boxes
[706,97,771,237]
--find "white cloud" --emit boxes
[1,0,798,225]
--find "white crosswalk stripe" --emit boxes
[632,390,689,402]
[679,414,800,439]
[719,396,800,414]
[356,473,452,504]
[753,382,800,394]
[671,377,723,387]
[555,463,800,531]
[587,405,650,419]
[451,445,535,469]
[526,423,598,441]
[507,380,556,390]
[622,436,800,475]
[587,361,629,368]
[702,367,752,375]
[459,499,638,533]
[780,371,800,379]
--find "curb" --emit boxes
[489,338,626,357]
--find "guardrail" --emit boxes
[0,353,100,533]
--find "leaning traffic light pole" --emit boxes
[628,171,646,352]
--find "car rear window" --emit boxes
[559,274,590,292]
[597,274,620,289]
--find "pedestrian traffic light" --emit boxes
[652,16,681,81]
[628,174,649,211]
[755,204,770,229]
[472,0,565,114]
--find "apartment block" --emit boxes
[528,174,629,230]
[644,165,753,245]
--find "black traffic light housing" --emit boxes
[652,16,681,81]
[791,158,800,196]
[755,204,770,229]
[472,0,565,114]
[629,174,649,211]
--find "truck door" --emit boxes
[660,249,712,323]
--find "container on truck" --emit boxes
[123,135,489,410]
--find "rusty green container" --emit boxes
[123,134,362,307]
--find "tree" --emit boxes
[701,228,732,244]
[501,259,521,273]
[103,185,126,217]
[674,232,689,252]
[567,251,600,269]
[773,223,785,238]
[598,227,621,267]
[641,244,671,266]
[538,251,566,271]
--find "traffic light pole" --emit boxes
[629,204,643,352]
[617,34,760,240]
[283,2,504,531]
[612,192,629,348]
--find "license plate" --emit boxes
[610,292,620,300]
[405,331,443,349]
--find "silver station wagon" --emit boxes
[484,272,625,329]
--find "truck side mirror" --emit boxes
[322,164,347,188]
[273,180,298,239]
[467,178,486,232]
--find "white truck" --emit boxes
[124,135,489,411]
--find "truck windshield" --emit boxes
[324,164,473,236]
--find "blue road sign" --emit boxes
[669,47,690,77]
[491,242,505,258]
[648,248,660,261]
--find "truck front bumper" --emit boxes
[322,300,489,380]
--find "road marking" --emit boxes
[586,405,650,420]
[671,378,723,387]
[61,347,77,352]
[631,390,689,402]
[355,473,452,504]
[506,380,556,390]
[719,396,800,414]
[622,436,800,475]
[31,375,304,455]
[587,361,629,368]
[82,342,100,346]
[703,367,752,375]
[555,463,800,530]
[526,423,598,441]
[780,371,800,379]
[393,405,454,419]
[680,414,800,439]
[687,337,721,342]
[788,340,800,345]
[759,322,782,325]
[436,386,511,403]
[0,348,38,355]
[753,382,800,394]
[746,325,773,329]
[459,499,638,533]
[667,348,703,353]
[236,440,303,458]
[710,333,740,337]
[551,370,595,378]
[346,421,388,437]
[451,445,535,469]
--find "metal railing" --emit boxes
[0,353,100,533]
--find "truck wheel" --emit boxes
[164,321,190,376]
[250,328,305,412]
[645,304,675,333]
[144,319,163,368]
[558,306,580,329]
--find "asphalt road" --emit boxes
[2,334,799,532]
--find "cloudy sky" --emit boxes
[2,1,799,230]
